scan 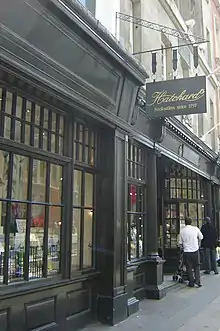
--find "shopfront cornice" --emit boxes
[166,117,218,162]
[48,0,148,84]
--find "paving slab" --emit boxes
[82,270,220,331]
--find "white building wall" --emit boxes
[95,0,120,36]
[92,0,220,153]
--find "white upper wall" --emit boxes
[92,0,219,152]
[95,0,120,36]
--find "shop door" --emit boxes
[163,202,187,272]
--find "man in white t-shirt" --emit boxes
[179,217,203,287]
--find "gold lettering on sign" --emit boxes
[147,89,205,106]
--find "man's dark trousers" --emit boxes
[204,247,218,274]
[184,250,201,286]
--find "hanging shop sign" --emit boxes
[146,76,206,118]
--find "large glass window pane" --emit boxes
[9,203,27,282]
[32,160,46,202]
[85,173,93,207]
[50,164,62,205]
[12,155,29,201]
[48,206,61,275]
[72,209,81,270]
[83,210,93,268]
[0,150,9,199]
[0,201,6,283]
[73,170,82,206]
[30,204,44,279]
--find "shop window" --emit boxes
[74,122,96,166]
[165,164,205,201]
[128,141,146,180]
[165,204,178,248]
[0,149,63,284]
[72,170,94,270]
[0,87,64,155]
[164,163,206,245]
[72,123,97,271]
[127,141,146,262]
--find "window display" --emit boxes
[0,86,64,284]
[127,141,146,262]
[164,162,207,248]
[0,150,63,283]
[72,122,97,271]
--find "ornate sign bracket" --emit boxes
[116,12,208,56]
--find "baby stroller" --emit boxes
[172,250,188,283]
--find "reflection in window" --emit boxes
[0,148,63,284]
[164,162,207,245]
[12,155,29,201]
[0,87,65,155]
[72,209,81,270]
[165,204,179,248]
[48,206,61,275]
[74,123,96,166]
[72,170,94,270]
[127,184,145,260]
[127,140,146,262]
[128,141,146,181]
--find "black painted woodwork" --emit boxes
[0,1,220,330]
[95,127,128,325]
[144,149,166,299]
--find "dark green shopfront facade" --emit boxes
[1,1,220,330]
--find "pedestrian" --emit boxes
[179,217,203,288]
[201,217,219,275]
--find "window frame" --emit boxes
[71,120,99,275]
[164,163,207,248]
[0,83,71,287]
[0,145,67,284]
[127,140,147,263]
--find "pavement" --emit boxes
[82,270,220,331]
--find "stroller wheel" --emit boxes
[179,278,184,283]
